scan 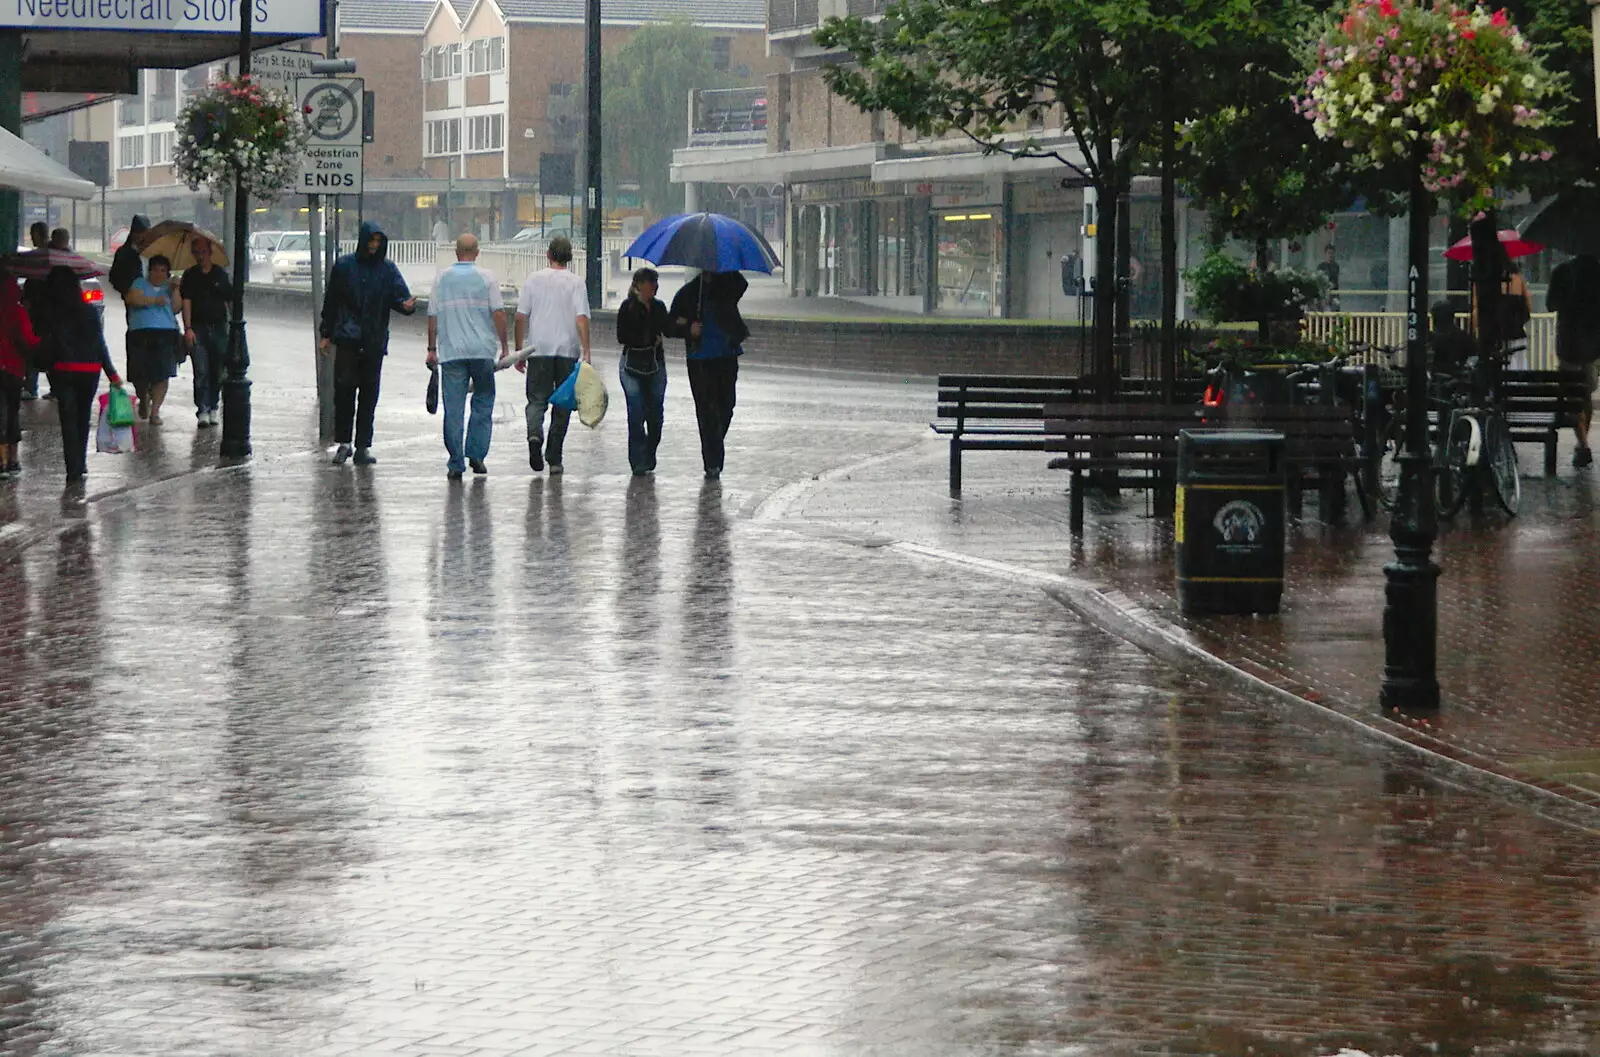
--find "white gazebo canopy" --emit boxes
[0,127,97,200]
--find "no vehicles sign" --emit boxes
[295,76,363,194]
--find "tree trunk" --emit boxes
[1255,236,1271,345]
[1160,66,1177,402]
[1093,148,1119,400]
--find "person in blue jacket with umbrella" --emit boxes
[670,269,748,480]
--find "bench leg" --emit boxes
[949,437,962,495]
[1545,433,1558,477]
[1070,471,1085,535]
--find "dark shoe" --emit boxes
[1576,446,1594,468]
[5,462,18,475]
[354,448,377,466]
[548,462,563,475]
[528,441,544,472]
[331,444,353,466]
[65,472,84,483]
[704,468,721,480]
[447,469,464,481]
[632,469,651,477]
[41,392,55,401]
[469,458,488,476]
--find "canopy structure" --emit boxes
[0,126,96,199]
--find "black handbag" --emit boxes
[622,343,662,376]
[425,364,439,414]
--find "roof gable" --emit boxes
[496,0,763,27]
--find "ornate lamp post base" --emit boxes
[220,319,252,458]
[1380,452,1440,713]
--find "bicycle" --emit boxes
[1432,367,1520,517]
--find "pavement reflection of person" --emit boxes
[617,476,661,668]
[429,481,495,672]
[683,481,738,819]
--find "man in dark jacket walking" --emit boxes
[1548,252,1600,467]
[318,221,416,465]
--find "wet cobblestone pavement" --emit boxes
[1,315,1599,1054]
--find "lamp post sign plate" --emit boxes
[295,75,363,194]
[225,47,319,97]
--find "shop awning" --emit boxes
[0,127,97,199]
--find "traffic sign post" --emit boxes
[295,76,364,194]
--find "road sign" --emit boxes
[295,76,364,195]
[224,47,320,98]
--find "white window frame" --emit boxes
[118,133,145,169]
[147,130,175,166]
[425,117,461,157]
[466,35,505,74]
[465,112,503,153]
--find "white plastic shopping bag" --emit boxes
[94,393,136,454]
[574,360,608,428]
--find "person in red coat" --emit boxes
[0,266,39,477]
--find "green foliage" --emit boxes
[1178,0,1357,246]
[1187,250,1328,323]
[1192,335,1343,369]
[1510,0,1599,201]
[602,20,735,217]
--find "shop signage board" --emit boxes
[2,0,323,35]
[295,75,363,194]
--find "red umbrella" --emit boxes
[2,248,106,279]
[1442,229,1544,261]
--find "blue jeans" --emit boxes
[618,356,666,473]
[191,321,227,415]
[441,358,496,473]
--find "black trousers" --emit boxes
[334,343,384,448]
[49,372,98,477]
[687,356,739,473]
[0,374,20,445]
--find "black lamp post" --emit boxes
[583,0,602,307]
[220,0,254,458]
[1379,150,1439,714]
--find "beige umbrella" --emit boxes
[133,220,229,271]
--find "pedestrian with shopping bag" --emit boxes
[428,234,508,480]
[616,267,681,476]
[513,236,590,475]
[0,264,39,477]
[670,270,749,480]
[319,221,417,466]
[38,267,122,481]
[123,254,181,425]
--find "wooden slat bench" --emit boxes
[931,375,1204,493]
[1500,370,1591,475]
[1042,402,1372,534]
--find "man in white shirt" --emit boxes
[514,235,591,474]
[428,234,508,479]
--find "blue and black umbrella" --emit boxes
[624,212,781,274]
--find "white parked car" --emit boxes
[270,232,314,285]
[250,230,290,268]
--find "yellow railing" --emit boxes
[1303,311,1558,369]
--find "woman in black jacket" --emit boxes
[39,267,121,481]
[616,267,683,476]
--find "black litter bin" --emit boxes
[1176,429,1287,615]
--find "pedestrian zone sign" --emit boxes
[296,76,364,194]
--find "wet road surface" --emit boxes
[0,316,1597,1055]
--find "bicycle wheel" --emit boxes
[1435,415,1473,518]
[1489,417,1522,516]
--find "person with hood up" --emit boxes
[38,266,121,482]
[319,221,417,466]
[1547,252,1600,467]
[20,220,51,400]
[669,270,749,480]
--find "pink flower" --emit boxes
[1378,0,1397,15]
[1491,9,1507,26]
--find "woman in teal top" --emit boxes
[123,254,181,424]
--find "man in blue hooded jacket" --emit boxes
[319,221,417,465]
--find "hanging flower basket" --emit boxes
[172,74,311,202]
[1298,0,1561,214]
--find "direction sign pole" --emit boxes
[220,0,254,459]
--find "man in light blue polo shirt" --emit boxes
[427,234,509,479]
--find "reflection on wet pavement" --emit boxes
[0,438,1594,1055]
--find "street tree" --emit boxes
[817,0,1253,390]
[602,19,736,217]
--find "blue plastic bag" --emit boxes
[550,362,580,412]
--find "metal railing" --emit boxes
[335,239,440,266]
[1304,310,1558,369]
